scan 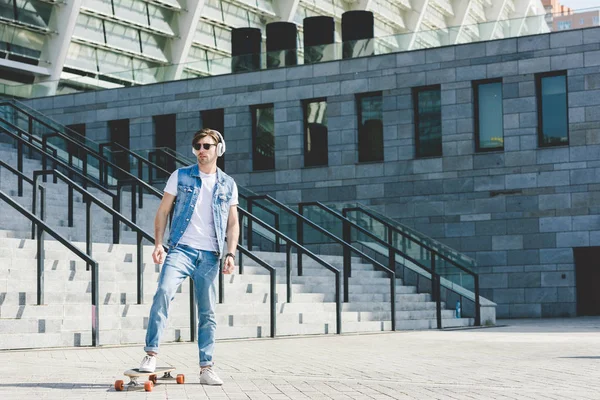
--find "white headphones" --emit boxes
[192,129,226,157]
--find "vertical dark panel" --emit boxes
[303,16,335,64]
[153,114,176,174]
[536,71,569,147]
[66,123,86,162]
[266,22,297,68]
[574,247,600,316]
[304,99,328,167]
[231,27,262,73]
[201,109,225,171]
[109,119,130,177]
[252,105,275,171]
[341,11,374,59]
[413,85,442,158]
[357,93,383,163]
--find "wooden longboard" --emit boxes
[115,367,185,392]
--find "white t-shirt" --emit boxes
[164,170,238,252]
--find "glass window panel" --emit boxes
[475,81,503,151]
[65,42,98,72]
[195,22,216,48]
[538,73,568,146]
[112,0,147,24]
[16,0,52,28]
[0,25,44,57]
[0,2,14,20]
[82,0,113,15]
[214,25,230,53]
[414,86,442,158]
[204,0,224,23]
[132,58,160,84]
[147,4,173,34]
[73,14,104,43]
[358,93,383,163]
[97,48,133,80]
[104,20,141,53]
[304,99,328,167]
[252,105,275,171]
[220,2,250,27]
[140,31,167,60]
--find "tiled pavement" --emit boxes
[0,318,599,399]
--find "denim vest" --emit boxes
[167,164,236,256]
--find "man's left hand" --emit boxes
[223,256,235,274]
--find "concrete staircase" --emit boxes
[0,140,478,350]
[0,235,472,349]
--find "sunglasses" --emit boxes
[193,143,217,150]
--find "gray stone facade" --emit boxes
[28,26,600,318]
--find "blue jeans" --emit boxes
[144,245,220,367]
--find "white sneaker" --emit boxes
[199,367,223,385]
[139,355,156,372]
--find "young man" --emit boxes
[139,128,239,385]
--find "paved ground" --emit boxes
[0,318,599,399]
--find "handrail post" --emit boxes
[137,232,143,304]
[432,254,442,329]
[335,272,342,334]
[218,259,224,304]
[131,182,137,224]
[274,213,280,252]
[68,184,74,227]
[113,183,121,244]
[82,150,88,190]
[247,199,253,251]
[31,177,37,239]
[190,279,196,342]
[390,272,396,331]
[36,185,45,306]
[91,261,99,347]
[297,203,304,276]
[286,242,292,303]
[238,214,244,274]
[17,140,23,195]
[475,275,481,326]
[270,268,276,338]
[41,136,46,183]
[342,219,351,303]
[85,194,92,271]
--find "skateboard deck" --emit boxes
[114,366,185,392]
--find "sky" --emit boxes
[559,0,600,10]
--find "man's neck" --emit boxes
[198,162,217,175]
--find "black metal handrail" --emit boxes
[31,169,165,306]
[343,205,476,269]
[248,194,397,330]
[0,189,100,346]
[0,125,124,243]
[0,106,163,196]
[231,244,277,338]
[304,202,481,327]
[236,207,342,333]
[0,118,163,227]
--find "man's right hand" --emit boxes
[152,245,166,264]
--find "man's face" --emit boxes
[194,136,218,166]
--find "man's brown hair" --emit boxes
[192,128,221,146]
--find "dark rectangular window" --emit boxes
[536,71,569,147]
[108,118,130,176]
[474,79,504,152]
[201,109,225,171]
[252,104,275,171]
[153,114,176,177]
[413,85,442,158]
[357,92,383,163]
[303,98,328,167]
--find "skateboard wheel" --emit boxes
[176,374,185,384]
[144,381,153,392]
[114,380,124,391]
[149,374,157,384]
